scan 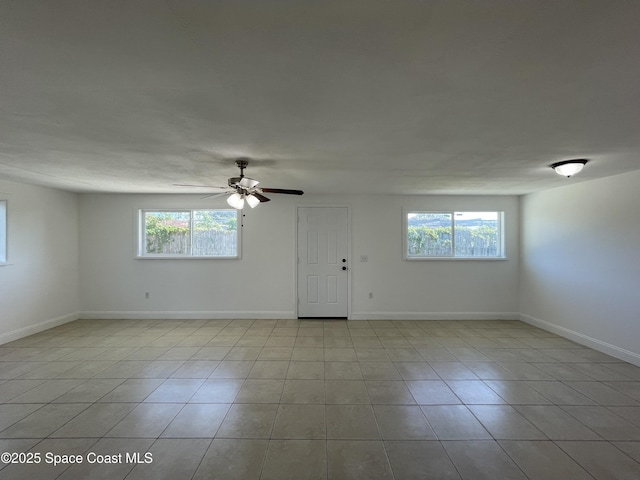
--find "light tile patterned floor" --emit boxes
[1,318,639,479]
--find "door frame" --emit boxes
[295,205,352,319]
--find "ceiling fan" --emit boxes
[175,158,303,209]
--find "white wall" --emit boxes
[78,193,298,318]
[350,195,519,319]
[520,170,640,365]
[0,179,80,343]
[7,167,639,365]
[78,193,519,320]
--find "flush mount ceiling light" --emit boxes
[550,159,589,177]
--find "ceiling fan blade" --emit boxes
[200,192,229,200]
[252,192,271,203]
[173,184,228,189]
[261,188,304,195]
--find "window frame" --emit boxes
[403,209,506,260]
[136,208,241,259]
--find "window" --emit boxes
[0,200,6,263]
[138,209,240,258]
[405,211,504,259]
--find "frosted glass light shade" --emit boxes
[246,194,260,208]
[227,192,245,209]
[551,159,588,177]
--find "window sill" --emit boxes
[135,255,239,260]
[405,256,508,261]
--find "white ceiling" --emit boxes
[1,0,639,195]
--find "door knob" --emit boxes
[342,266,347,271]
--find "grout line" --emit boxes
[1,319,639,479]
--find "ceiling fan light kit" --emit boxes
[550,159,589,177]
[226,192,260,209]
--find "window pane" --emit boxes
[407,213,452,256]
[144,211,190,255]
[192,210,238,256]
[454,212,499,257]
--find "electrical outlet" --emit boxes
[360,255,368,262]
[145,292,150,299]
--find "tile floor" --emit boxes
[0,318,639,479]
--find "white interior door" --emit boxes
[297,207,349,318]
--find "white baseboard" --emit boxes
[79,310,296,320]
[519,313,640,367]
[350,312,519,321]
[0,312,79,345]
